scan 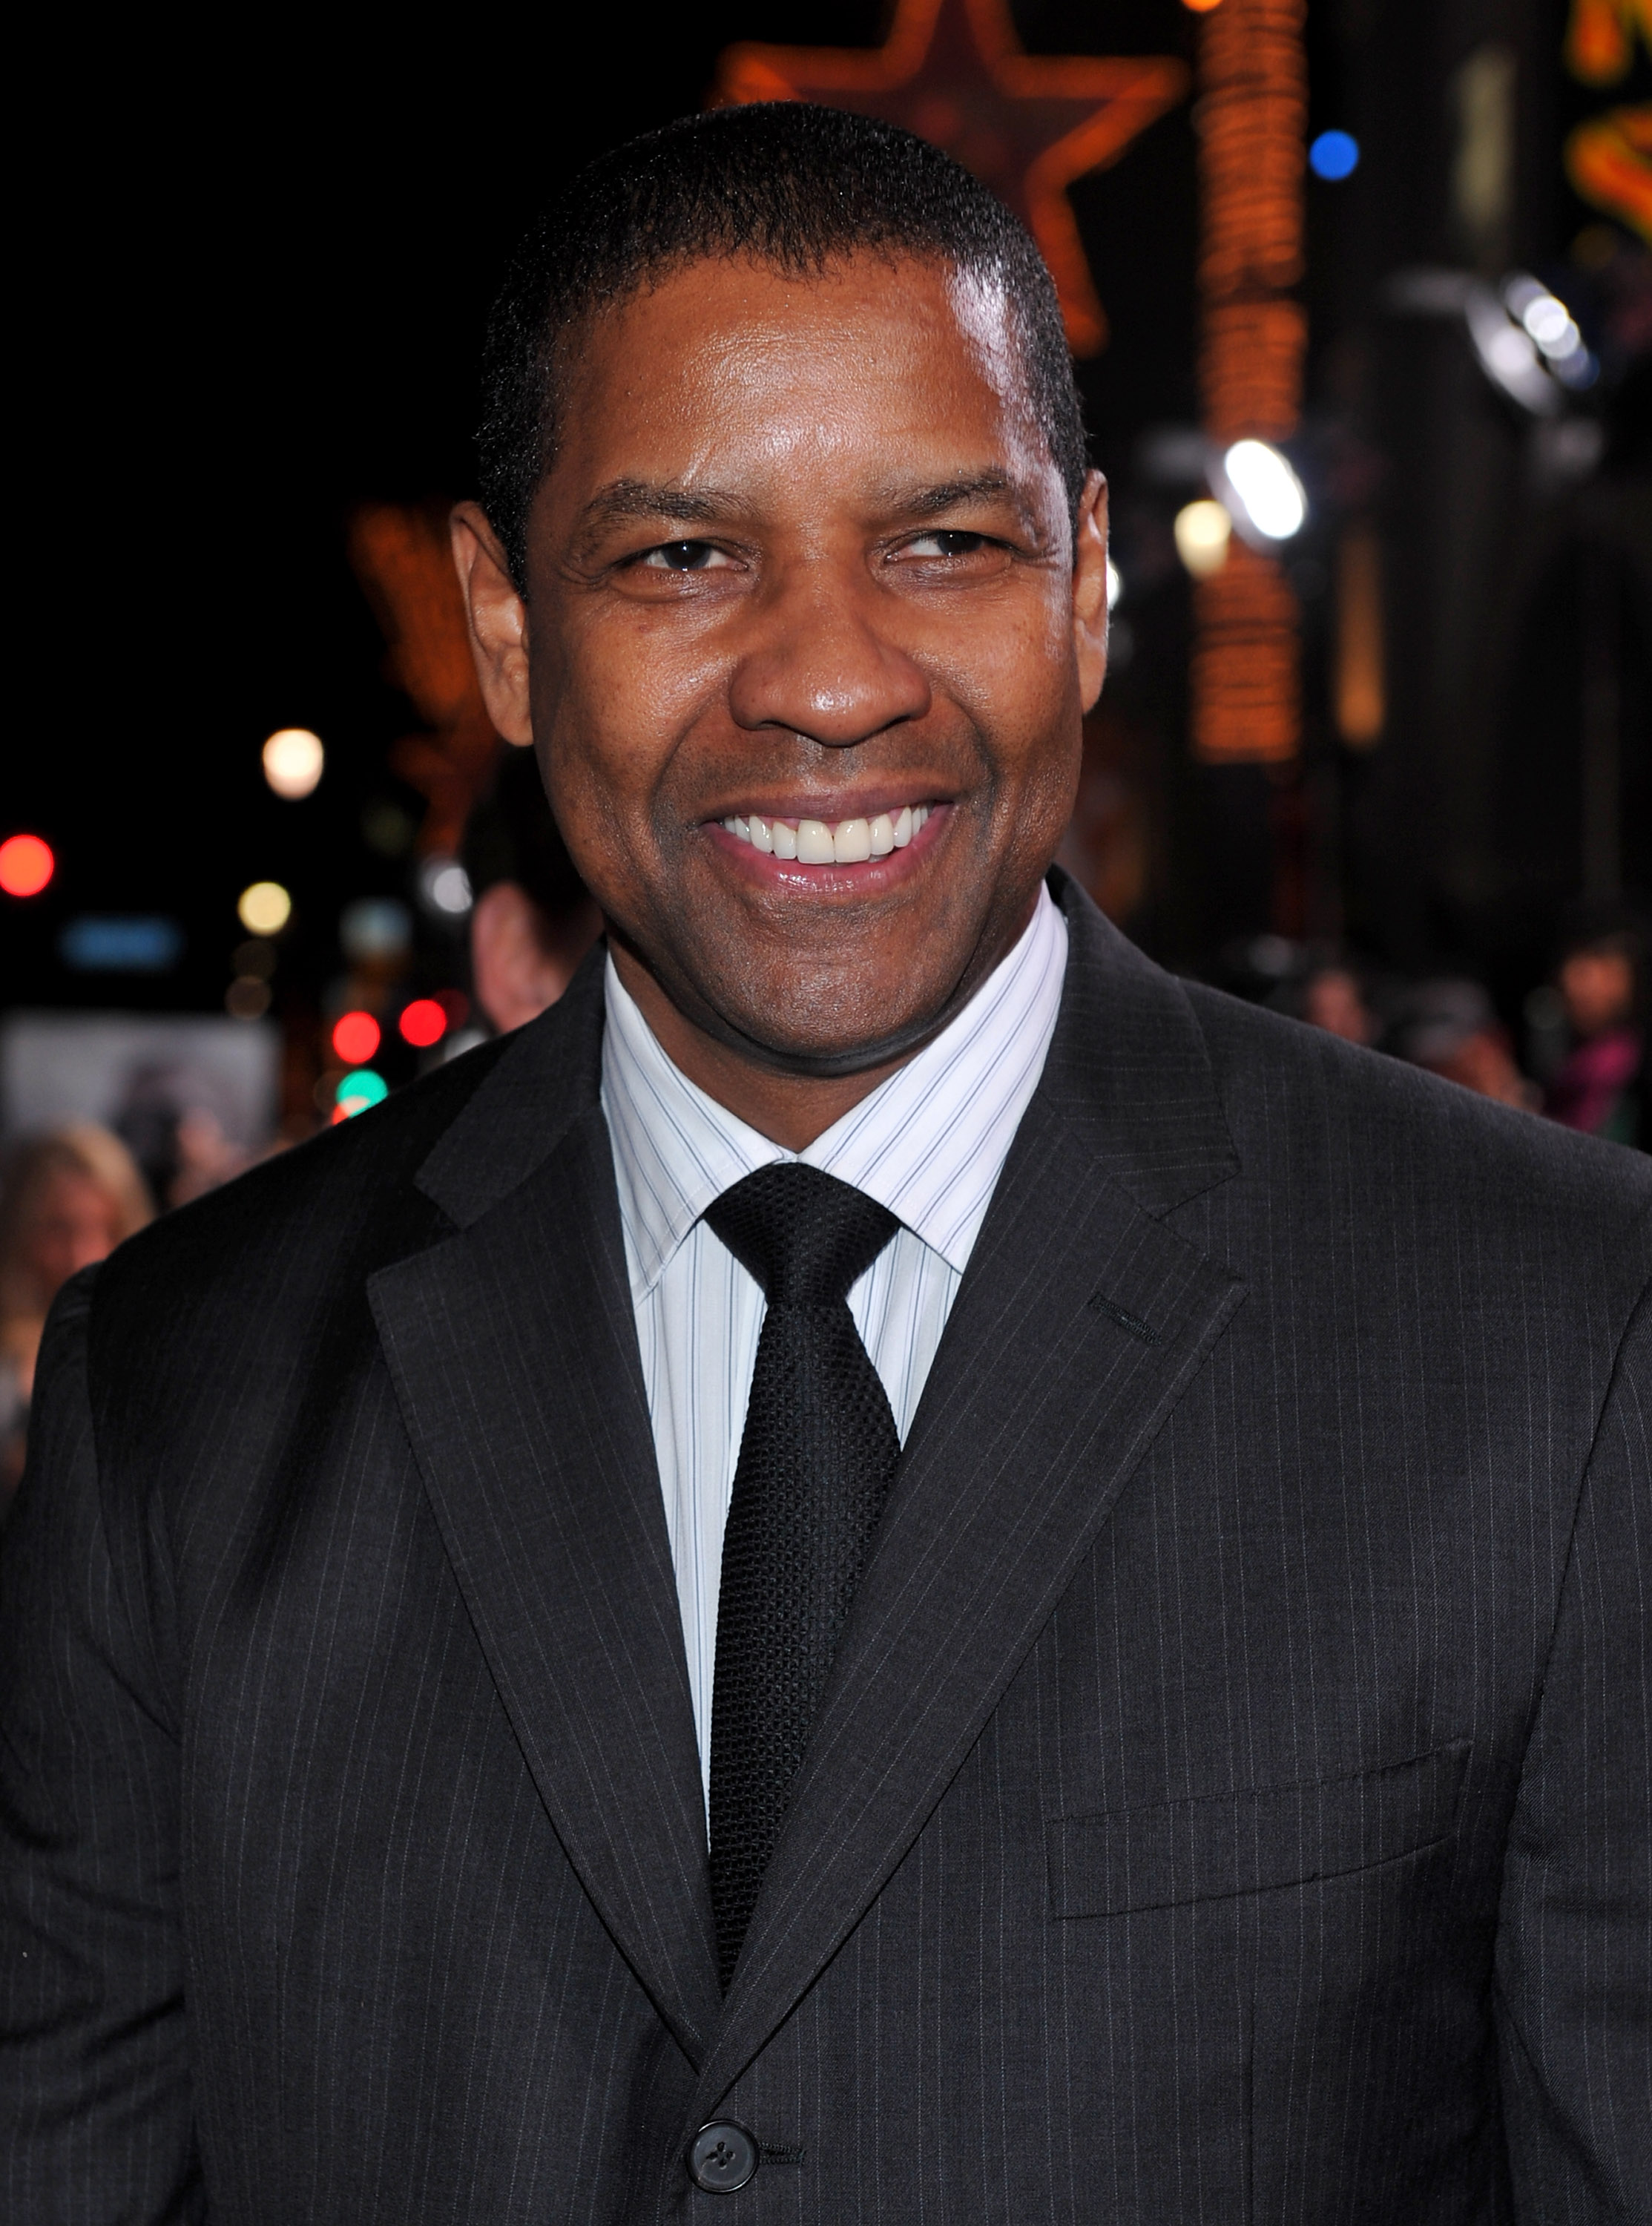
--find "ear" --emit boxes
[1070,471,1110,712]
[451,502,534,746]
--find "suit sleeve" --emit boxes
[0,1272,202,2222]
[1494,1276,1652,2222]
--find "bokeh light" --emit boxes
[262,728,325,800]
[1181,0,1223,11]
[1174,500,1233,580]
[332,1010,382,1064]
[1309,131,1360,180]
[417,857,474,917]
[335,1068,389,1117]
[1222,440,1308,540]
[398,998,447,1048]
[340,895,412,965]
[0,833,55,897]
[237,881,292,934]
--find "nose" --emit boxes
[725,562,931,747]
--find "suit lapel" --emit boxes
[370,962,721,2062]
[692,884,1248,2113]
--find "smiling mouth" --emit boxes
[717,805,932,864]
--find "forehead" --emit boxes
[548,252,1050,497]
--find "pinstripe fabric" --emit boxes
[3,879,1647,2225]
[601,887,1067,1801]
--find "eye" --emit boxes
[639,539,734,572]
[902,530,991,559]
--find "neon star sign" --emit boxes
[713,0,1188,354]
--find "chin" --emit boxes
[710,974,965,1078]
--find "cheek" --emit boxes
[539,609,723,821]
[931,587,1079,746]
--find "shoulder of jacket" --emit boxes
[1177,976,1652,1240]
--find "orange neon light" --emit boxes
[713,0,1187,356]
[1566,107,1652,242]
[348,502,501,858]
[1565,0,1652,84]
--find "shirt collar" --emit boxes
[601,884,1068,1299]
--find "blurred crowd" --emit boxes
[1,757,1643,1518]
[1268,913,1645,1149]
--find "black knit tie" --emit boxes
[703,1162,902,1990]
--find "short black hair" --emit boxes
[477,102,1089,588]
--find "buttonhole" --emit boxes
[759,2144,806,2166]
[1087,1294,1160,1345]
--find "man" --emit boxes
[3,106,1647,2222]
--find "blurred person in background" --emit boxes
[461,743,602,1031]
[113,1060,251,1209]
[1545,923,1644,1149]
[1300,961,1378,1046]
[1392,979,1538,1111]
[0,1126,151,1511]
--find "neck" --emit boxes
[608,945,913,1151]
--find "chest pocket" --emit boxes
[1048,1741,1471,1917]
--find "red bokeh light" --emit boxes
[435,988,470,1027]
[0,833,55,897]
[398,997,447,1048]
[332,1011,381,1065]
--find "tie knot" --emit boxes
[704,1162,899,1308]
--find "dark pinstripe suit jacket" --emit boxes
[4,880,1649,2223]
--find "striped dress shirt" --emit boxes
[600,884,1069,1805]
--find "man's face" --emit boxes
[472,252,1108,1076]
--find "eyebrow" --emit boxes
[577,479,733,536]
[882,470,1020,518]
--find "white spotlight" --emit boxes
[1221,441,1308,541]
[1465,285,1559,415]
[1106,559,1123,611]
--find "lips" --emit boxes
[718,805,932,864]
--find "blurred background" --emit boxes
[4,0,1649,1485]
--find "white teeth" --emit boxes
[721,806,932,864]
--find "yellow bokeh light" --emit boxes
[237,880,292,935]
[262,727,325,800]
[1174,499,1234,579]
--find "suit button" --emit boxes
[687,2121,759,2193]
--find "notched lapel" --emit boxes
[370,1097,721,2063]
[693,886,1249,2113]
